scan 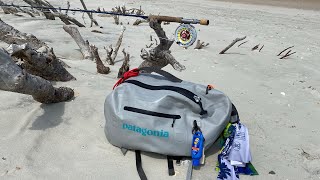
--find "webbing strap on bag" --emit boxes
[167,156,175,176]
[135,150,148,180]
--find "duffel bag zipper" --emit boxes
[124,106,181,127]
[124,80,208,115]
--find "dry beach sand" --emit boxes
[1,0,320,179]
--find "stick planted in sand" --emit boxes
[0,49,74,103]
[194,40,209,49]
[219,36,246,54]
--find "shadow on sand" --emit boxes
[29,102,66,130]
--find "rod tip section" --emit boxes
[200,19,209,25]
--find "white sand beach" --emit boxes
[1,0,320,179]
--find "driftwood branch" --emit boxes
[0,18,46,49]
[252,44,260,51]
[194,40,209,49]
[133,19,148,26]
[117,48,130,78]
[238,40,248,47]
[0,0,18,14]
[63,25,93,60]
[111,27,125,64]
[105,27,125,65]
[280,50,296,59]
[219,36,246,54]
[277,46,294,56]
[90,45,110,74]
[104,45,113,64]
[0,48,74,103]
[259,45,264,52]
[8,44,75,81]
[80,0,99,27]
[23,0,55,20]
[138,18,185,71]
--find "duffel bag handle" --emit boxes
[139,67,182,83]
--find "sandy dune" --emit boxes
[1,0,320,179]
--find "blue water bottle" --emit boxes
[191,130,204,166]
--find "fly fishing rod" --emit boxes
[0,4,209,47]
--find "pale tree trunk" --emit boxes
[0,49,74,103]
[63,25,93,60]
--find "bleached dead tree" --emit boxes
[63,25,93,60]
[63,25,111,73]
[138,18,185,71]
[105,27,126,65]
[0,48,74,103]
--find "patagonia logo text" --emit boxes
[122,123,169,138]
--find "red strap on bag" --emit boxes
[113,68,140,89]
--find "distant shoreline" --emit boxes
[212,0,320,10]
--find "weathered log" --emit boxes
[8,44,75,82]
[0,0,19,14]
[80,0,99,27]
[0,18,46,49]
[23,0,55,20]
[63,25,93,60]
[90,45,110,74]
[0,48,74,103]
[219,36,246,54]
[138,18,185,71]
[117,48,130,78]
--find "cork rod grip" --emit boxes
[148,15,183,23]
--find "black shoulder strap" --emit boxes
[167,156,175,176]
[135,150,148,180]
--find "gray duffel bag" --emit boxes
[104,67,239,157]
